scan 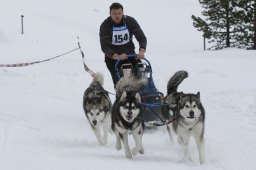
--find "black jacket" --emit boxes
[99,15,147,58]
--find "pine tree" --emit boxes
[192,0,232,49]
[192,0,241,49]
[193,0,256,50]
[234,0,256,49]
[254,0,256,49]
[254,1,256,49]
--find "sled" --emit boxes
[115,54,164,127]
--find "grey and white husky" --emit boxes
[163,71,205,164]
[83,73,112,146]
[111,75,147,159]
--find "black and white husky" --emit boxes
[163,71,205,164]
[83,73,112,146]
[111,75,147,159]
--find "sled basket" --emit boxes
[115,55,164,125]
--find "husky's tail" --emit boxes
[167,70,188,95]
[115,76,148,94]
[92,72,104,86]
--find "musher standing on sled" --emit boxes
[99,2,147,86]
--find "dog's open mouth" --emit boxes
[187,116,195,119]
[126,115,133,121]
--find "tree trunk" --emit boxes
[225,0,231,47]
[253,0,256,49]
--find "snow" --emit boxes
[0,0,256,169]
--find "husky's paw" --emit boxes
[139,146,144,154]
[132,148,139,156]
[125,151,132,159]
[199,156,205,165]
[109,127,113,134]
[103,140,107,145]
[103,140,108,145]
[188,154,193,162]
[98,139,106,146]
[99,141,105,146]
[199,159,205,165]
[103,137,108,145]
[116,142,122,150]
[178,137,183,145]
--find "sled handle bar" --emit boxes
[127,54,138,58]
[114,54,152,79]
[114,54,151,69]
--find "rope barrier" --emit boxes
[0,48,79,67]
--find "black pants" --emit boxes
[105,57,141,86]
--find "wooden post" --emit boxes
[204,36,206,50]
[21,15,24,34]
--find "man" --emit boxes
[99,2,147,86]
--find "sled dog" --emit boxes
[163,70,205,164]
[112,75,147,159]
[83,73,112,145]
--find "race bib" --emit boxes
[112,25,130,45]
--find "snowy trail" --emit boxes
[1,49,256,170]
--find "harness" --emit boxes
[143,103,181,127]
[117,116,142,132]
